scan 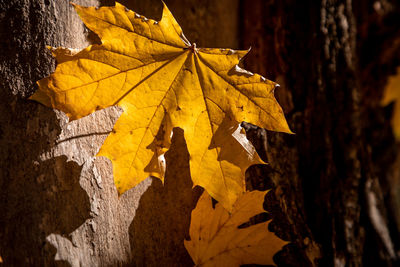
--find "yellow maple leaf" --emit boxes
[30,2,291,210]
[382,67,400,139]
[185,190,287,267]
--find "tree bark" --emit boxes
[0,0,236,266]
[241,0,400,266]
[1,0,400,266]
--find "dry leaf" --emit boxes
[30,2,291,210]
[382,67,400,139]
[185,190,287,267]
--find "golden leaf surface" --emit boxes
[30,2,291,210]
[184,190,287,267]
[382,67,400,139]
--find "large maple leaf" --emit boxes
[184,190,287,266]
[30,2,291,210]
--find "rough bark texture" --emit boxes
[241,0,400,266]
[1,0,400,266]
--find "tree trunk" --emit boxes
[0,0,236,266]
[241,0,400,266]
[1,0,400,266]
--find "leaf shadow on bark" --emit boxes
[126,127,202,267]
[0,94,91,266]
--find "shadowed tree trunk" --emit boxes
[241,0,400,266]
[1,0,400,266]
